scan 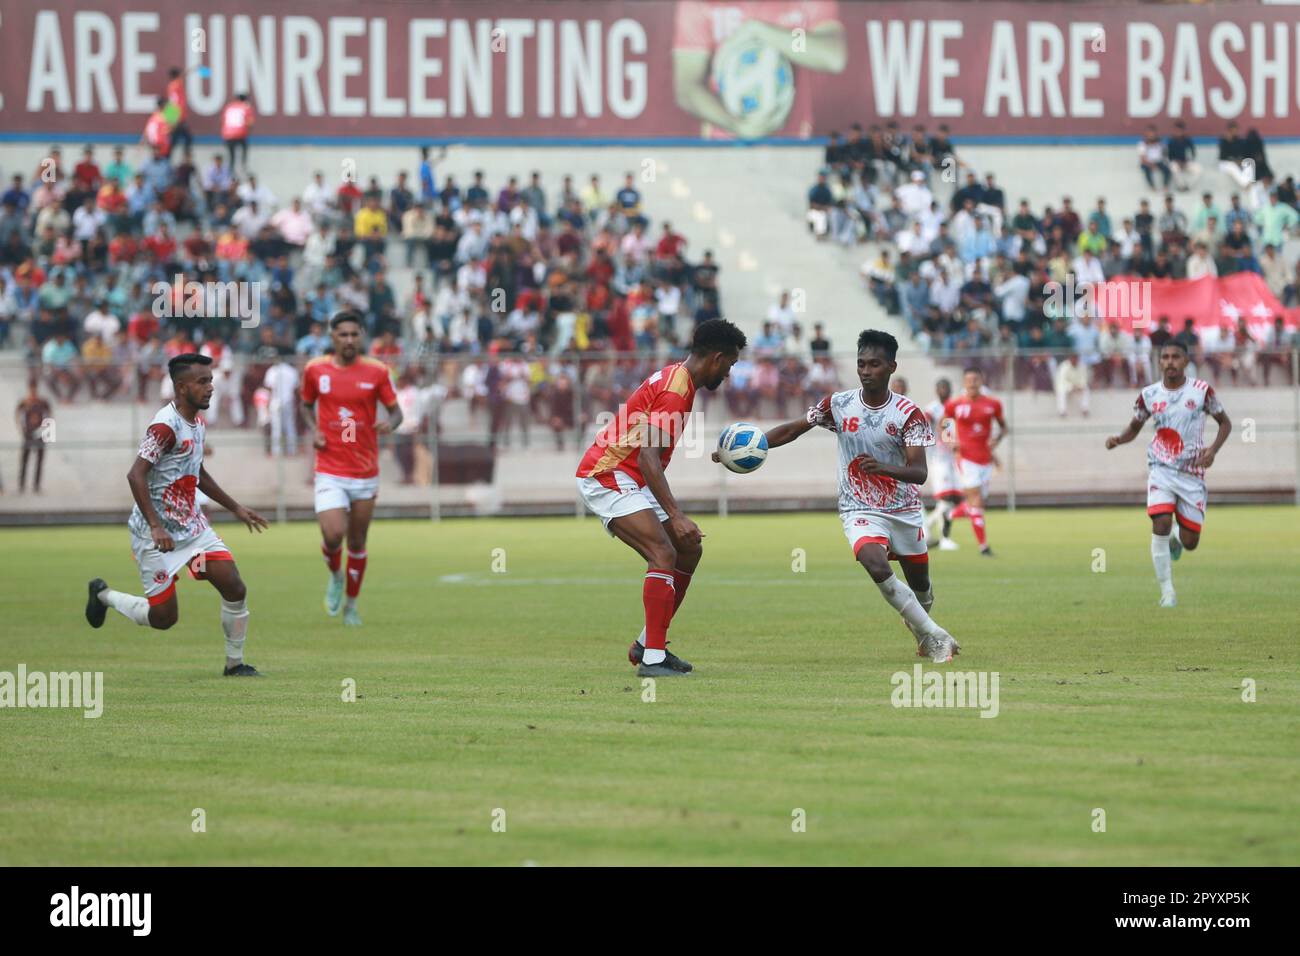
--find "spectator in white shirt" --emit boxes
[83,300,120,343]
[619,222,652,263]
[231,200,267,240]
[262,348,300,456]
[270,198,313,248]
[1186,241,1218,280]
[455,221,489,264]
[766,291,799,338]
[1071,250,1106,289]
[894,170,933,219]
[301,171,332,221]
[237,174,276,211]
[993,265,1030,324]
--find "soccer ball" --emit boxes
[711,33,795,131]
[717,422,769,474]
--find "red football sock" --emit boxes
[671,567,693,614]
[322,543,342,574]
[642,569,676,651]
[346,551,368,599]
[949,502,969,519]
[968,508,988,547]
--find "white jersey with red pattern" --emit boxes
[128,403,210,541]
[1132,378,1225,477]
[925,398,956,465]
[809,389,935,515]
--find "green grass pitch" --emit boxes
[1,506,1296,865]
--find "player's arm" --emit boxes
[990,409,1009,452]
[198,465,268,533]
[126,456,173,552]
[1198,407,1232,469]
[856,443,928,485]
[640,425,702,547]
[375,400,403,435]
[763,416,816,449]
[1107,394,1150,449]
[1105,416,1144,449]
[672,49,744,134]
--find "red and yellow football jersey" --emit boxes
[300,356,397,479]
[576,363,696,490]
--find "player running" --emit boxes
[751,330,959,663]
[941,368,1006,556]
[1105,339,1231,607]
[84,353,268,676]
[923,377,962,550]
[576,319,748,677]
[300,312,402,626]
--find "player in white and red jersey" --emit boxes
[1106,340,1231,607]
[746,330,959,663]
[300,312,401,626]
[577,319,747,677]
[84,353,269,676]
[941,368,1007,556]
[923,377,962,551]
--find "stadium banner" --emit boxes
[1095,272,1300,332]
[1,1,1300,143]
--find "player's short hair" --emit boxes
[1162,339,1189,355]
[963,366,984,378]
[690,318,747,357]
[168,352,212,382]
[330,311,364,332]
[936,377,951,389]
[857,329,899,360]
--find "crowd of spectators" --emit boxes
[808,119,1300,410]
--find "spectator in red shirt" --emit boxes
[221,92,254,173]
[141,97,173,160]
[144,224,177,266]
[165,65,197,154]
[72,146,103,210]
[655,221,686,261]
[109,232,138,266]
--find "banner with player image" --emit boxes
[2,1,1300,141]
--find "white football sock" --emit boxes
[635,627,647,647]
[221,598,249,662]
[642,647,666,665]
[915,587,934,613]
[99,588,151,626]
[876,573,939,636]
[1151,533,1174,592]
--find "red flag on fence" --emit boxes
[1093,273,1299,333]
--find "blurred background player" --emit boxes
[300,312,402,626]
[576,318,747,677]
[751,329,959,663]
[941,368,1007,557]
[923,378,962,550]
[1105,340,1231,607]
[84,353,268,676]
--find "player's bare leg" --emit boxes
[318,507,348,616]
[86,578,176,630]
[950,487,991,555]
[204,559,259,675]
[1149,512,1179,607]
[856,544,957,663]
[608,509,689,676]
[627,518,700,672]
[342,498,375,626]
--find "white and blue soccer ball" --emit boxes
[717,422,769,474]
[711,34,795,130]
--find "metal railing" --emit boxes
[2,347,1297,521]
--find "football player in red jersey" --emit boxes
[300,312,402,626]
[941,367,1007,556]
[576,319,747,676]
[1105,340,1231,607]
